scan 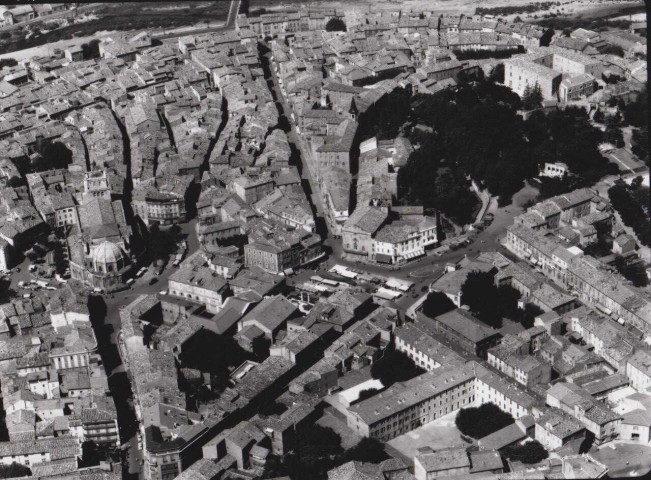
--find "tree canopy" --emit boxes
[371,349,426,386]
[0,463,31,479]
[81,39,101,59]
[608,181,650,246]
[262,426,388,479]
[372,61,619,218]
[455,403,515,439]
[502,440,549,464]
[325,18,346,32]
[30,140,73,173]
[614,255,649,287]
[421,291,456,318]
[522,82,543,111]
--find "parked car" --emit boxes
[149,277,158,285]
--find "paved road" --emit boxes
[155,0,240,41]
[100,218,199,344]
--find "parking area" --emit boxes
[387,411,469,459]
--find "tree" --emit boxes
[325,18,346,32]
[342,437,389,464]
[608,182,650,246]
[614,255,649,287]
[52,242,67,275]
[604,113,624,147]
[455,403,515,439]
[515,304,544,329]
[522,82,543,110]
[461,270,502,328]
[31,140,73,172]
[356,388,379,403]
[147,224,180,263]
[593,109,605,123]
[522,83,532,109]
[601,44,625,57]
[371,349,426,386]
[489,63,505,83]
[80,39,101,59]
[502,440,549,464]
[422,291,456,318]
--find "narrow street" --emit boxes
[260,44,330,238]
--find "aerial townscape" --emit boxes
[0,0,647,479]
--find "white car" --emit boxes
[159,290,168,295]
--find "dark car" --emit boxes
[149,277,158,285]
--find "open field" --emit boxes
[0,30,119,61]
[249,0,644,26]
[0,2,231,56]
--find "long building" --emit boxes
[345,362,537,441]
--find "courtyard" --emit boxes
[387,411,470,459]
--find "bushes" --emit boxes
[455,403,515,439]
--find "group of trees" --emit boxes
[146,224,182,264]
[400,78,612,210]
[261,426,388,479]
[80,39,101,59]
[455,403,515,439]
[476,2,560,16]
[613,255,649,287]
[453,47,524,61]
[522,82,543,111]
[30,140,73,173]
[603,112,625,147]
[460,270,542,329]
[0,58,17,68]
[620,83,648,164]
[608,179,650,247]
[0,463,31,479]
[502,440,549,464]
[357,86,411,141]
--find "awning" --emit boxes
[403,249,425,260]
[375,253,393,264]
[595,303,612,316]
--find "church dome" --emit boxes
[92,241,127,271]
